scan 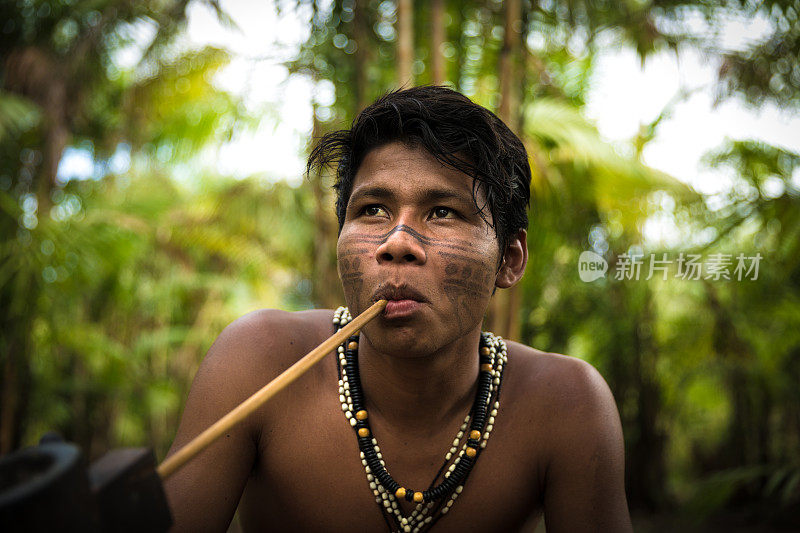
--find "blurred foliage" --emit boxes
[2,0,800,530]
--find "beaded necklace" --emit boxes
[333,306,508,533]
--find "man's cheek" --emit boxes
[338,252,365,300]
[438,252,495,330]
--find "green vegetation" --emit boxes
[2,0,799,529]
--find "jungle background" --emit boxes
[2,0,799,530]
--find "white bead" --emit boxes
[445,452,452,461]
[404,526,411,532]
[489,416,495,425]
[339,394,345,403]
[452,438,459,446]
[350,418,357,426]
[401,518,408,525]
[367,473,374,481]
[487,424,493,432]
[480,441,487,448]
[362,459,367,466]
[491,408,498,416]
[345,411,352,419]
[360,451,365,458]
[456,485,463,494]
[372,438,378,445]
[383,500,390,508]
[425,516,432,523]
[441,507,449,514]
[369,482,376,490]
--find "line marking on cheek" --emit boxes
[339,247,370,257]
[436,250,490,265]
[348,231,477,253]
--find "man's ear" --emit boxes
[495,229,528,289]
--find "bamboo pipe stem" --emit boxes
[157,299,388,479]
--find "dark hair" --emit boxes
[306,86,531,254]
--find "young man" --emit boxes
[164,86,632,532]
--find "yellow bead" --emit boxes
[469,430,481,440]
[480,347,490,356]
[348,341,358,350]
[355,410,368,420]
[466,447,477,458]
[413,492,424,503]
[358,428,370,438]
[480,363,493,372]
[395,487,406,499]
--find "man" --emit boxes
[164,86,632,532]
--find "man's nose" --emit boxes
[375,225,427,265]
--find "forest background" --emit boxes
[2,0,800,530]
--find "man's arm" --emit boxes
[541,357,633,532]
[162,309,297,531]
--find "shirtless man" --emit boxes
[164,86,632,532]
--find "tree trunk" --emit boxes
[3,47,70,209]
[487,0,522,340]
[498,0,520,131]
[310,111,342,309]
[397,0,414,87]
[1,340,22,453]
[431,0,445,84]
[353,0,370,110]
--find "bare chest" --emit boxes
[237,359,544,533]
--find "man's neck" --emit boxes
[356,327,482,434]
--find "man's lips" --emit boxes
[383,299,422,319]
[372,285,427,319]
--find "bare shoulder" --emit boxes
[199,307,336,383]
[164,308,337,531]
[182,307,337,440]
[502,342,621,454]
[502,342,631,532]
[505,342,614,406]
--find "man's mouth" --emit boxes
[372,284,427,319]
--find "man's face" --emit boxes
[336,142,503,357]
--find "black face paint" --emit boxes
[378,224,432,245]
[345,225,477,254]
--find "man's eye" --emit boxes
[431,207,455,219]
[364,205,387,217]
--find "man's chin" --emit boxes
[361,324,435,358]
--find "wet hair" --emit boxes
[306,85,531,254]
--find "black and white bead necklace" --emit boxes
[333,306,508,533]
